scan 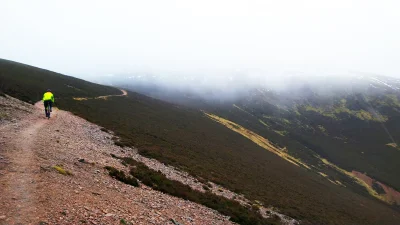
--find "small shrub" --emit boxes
[116,157,269,225]
[53,165,73,176]
[104,166,139,187]
[115,141,125,147]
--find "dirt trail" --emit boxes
[0,102,53,224]
[0,95,233,225]
[73,89,128,101]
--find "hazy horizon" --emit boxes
[1,0,400,80]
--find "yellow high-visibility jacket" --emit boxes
[43,92,54,102]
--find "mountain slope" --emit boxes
[112,73,400,204]
[59,88,400,224]
[2,60,400,224]
[0,58,120,104]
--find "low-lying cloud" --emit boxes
[1,0,399,82]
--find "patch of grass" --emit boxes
[303,104,387,122]
[258,119,269,127]
[0,112,10,120]
[205,113,310,170]
[274,130,288,136]
[317,125,327,134]
[304,105,337,119]
[386,143,399,149]
[100,127,109,133]
[53,165,73,176]
[118,157,272,225]
[384,94,400,108]
[104,166,139,187]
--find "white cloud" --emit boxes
[1,0,399,77]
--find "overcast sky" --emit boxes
[1,0,399,78]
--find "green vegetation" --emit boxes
[111,157,272,225]
[274,130,288,136]
[375,94,400,108]
[304,105,337,119]
[119,219,130,225]
[317,125,327,134]
[0,111,9,120]
[53,165,73,176]
[258,119,269,127]
[303,103,388,122]
[386,143,399,150]
[105,166,139,187]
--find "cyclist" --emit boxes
[43,89,54,117]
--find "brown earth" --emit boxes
[352,171,400,205]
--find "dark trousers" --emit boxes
[44,100,53,114]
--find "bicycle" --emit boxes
[44,101,52,119]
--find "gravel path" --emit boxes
[0,95,234,225]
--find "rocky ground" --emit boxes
[0,94,297,225]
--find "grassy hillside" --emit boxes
[212,93,400,192]
[60,93,400,225]
[0,58,120,103]
[2,59,400,224]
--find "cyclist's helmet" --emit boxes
[47,89,51,92]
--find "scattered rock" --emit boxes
[171,218,184,225]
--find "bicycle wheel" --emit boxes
[46,105,50,118]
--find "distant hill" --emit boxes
[1,59,400,224]
[0,58,120,104]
